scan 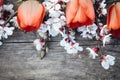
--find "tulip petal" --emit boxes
[17,0,45,32]
[79,0,95,21]
[73,6,87,23]
[66,0,79,26]
[107,5,119,31]
[66,0,95,28]
[115,2,120,29]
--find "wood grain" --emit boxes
[0,0,120,80]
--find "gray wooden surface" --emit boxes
[0,0,120,80]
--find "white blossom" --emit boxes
[50,0,59,3]
[86,47,98,59]
[100,0,106,8]
[62,0,69,3]
[60,38,66,47]
[3,4,14,14]
[74,43,83,52]
[60,37,83,54]
[49,28,59,37]
[100,25,108,36]
[101,55,115,70]
[33,39,42,51]
[100,0,107,15]
[0,20,5,25]
[0,25,14,39]
[60,15,66,21]
[102,8,107,15]
[43,1,54,10]
[37,24,48,39]
[38,0,66,37]
[10,17,20,28]
[0,26,4,40]
[3,27,14,39]
[77,24,98,39]
[0,4,15,45]
[49,10,61,18]
[33,39,45,51]
[55,4,61,10]
[66,42,83,54]
[102,34,112,47]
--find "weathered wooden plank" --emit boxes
[3,31,120,47]
[0,0,120,80]
[0,42,120,80]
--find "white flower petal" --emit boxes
[36,45,42,51]
[60,15,66,21]
[86,47,98,59]
[33,39,42,51]
[77,26,86,32]
[103,34,112,47]
[52,23,62,31]
[3,34,8,39]
[100,25,108,36]
[49,29,59,37]
[62,0,69,3]
[67,48,78,54]
[109,60,115,66]
[60,39,66,47]
[101,61,109,70]
[77,46,83,51]
[0,20,5,25]
[106,55,115,61]
[55,4,61,10]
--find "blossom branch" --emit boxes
[39,31,49,59]
[97,44,103,56]
[4,11,17,26]
[0,11,17,26]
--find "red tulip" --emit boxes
[0,0,3,6]
[66,0,95,28]
[107,2,120,38]
[17,0,45,32]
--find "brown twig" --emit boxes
[40,31,49,60]
[98,44,103,56]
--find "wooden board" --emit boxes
[0,0,120,80]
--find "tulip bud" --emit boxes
[107,2,120,38]
[17,0,45,32]
[66,0,95,28]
